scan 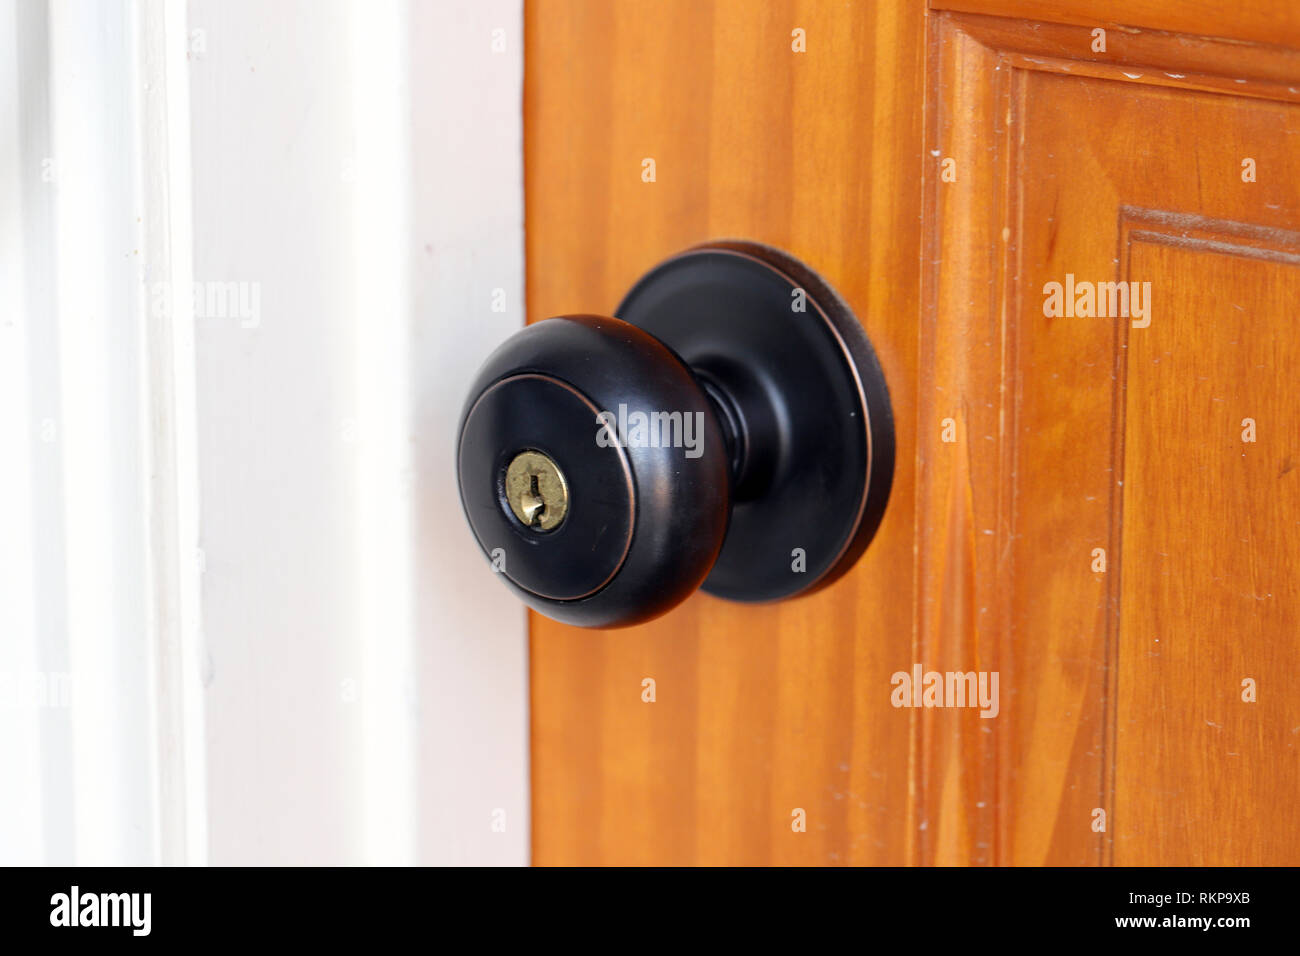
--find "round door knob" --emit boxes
[456,240,894,628]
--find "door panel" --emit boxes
[1116,243,1300,865]
[526,0,1300,865]
[525,0,925,866]
[923,12,1300,865]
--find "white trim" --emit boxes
[350,0,419,866]
[0,0,45,867]
[133,0,209,867]
[406,0,530,865]
[5,0,528,866]
[0,0,208,866]
[49,0,158,865]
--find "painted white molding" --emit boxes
[133,0,209,867]
[0,0,46,868]
[407,0,529,867]
[349,0,419,865]
[2,0,527,866]
[0,0,207,865]
[186,0,528,865]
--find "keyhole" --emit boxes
[504,450,569,531]
[527,474,544,524]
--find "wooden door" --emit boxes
[525,0,1300,865]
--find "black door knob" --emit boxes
[456,240,893,628]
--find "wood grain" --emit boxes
[525,0,926,865]
[922,12,1300,864]
[1116,239,1300,865]
[526,0,1300,866]
[932,0,1300,50]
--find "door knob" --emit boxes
[456,240,893,628]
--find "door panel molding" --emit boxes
[932,0,1300,52]
[922,11,1300,865]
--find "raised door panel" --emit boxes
[922,12,1300,865]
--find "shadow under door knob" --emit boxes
[456,240,894,628]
